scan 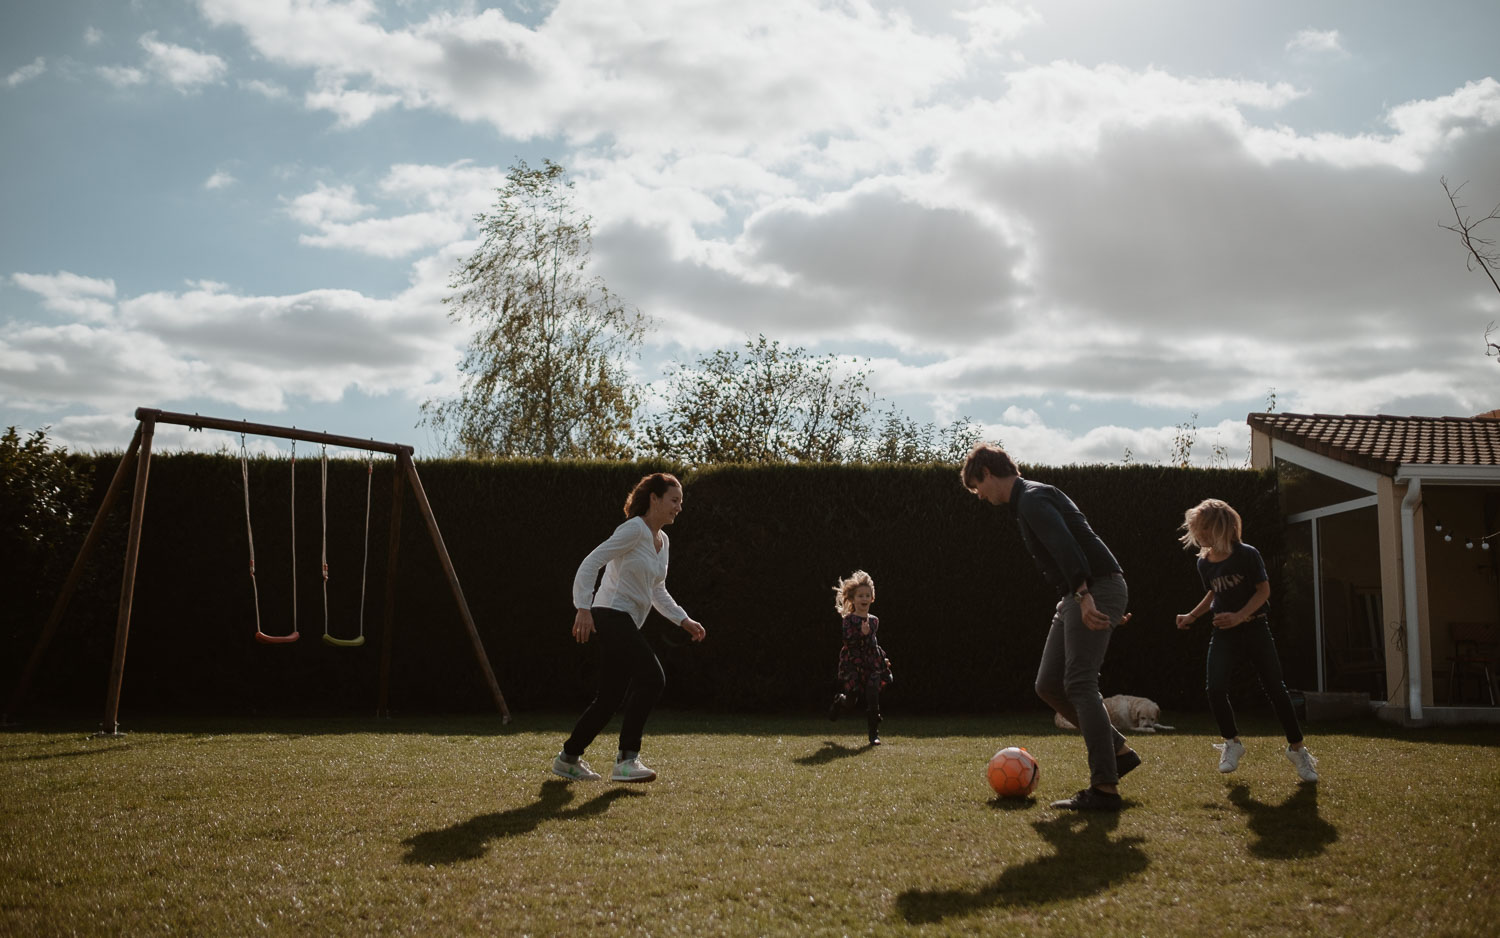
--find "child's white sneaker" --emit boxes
[1286,746,1319,783]
[611,754,657,783]
[551,752,602,781]
[1214,739,1245,773]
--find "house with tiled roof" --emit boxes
[1247,412,1500,725]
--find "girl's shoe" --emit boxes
[828,693,848,721]
[1286,746,1319,783]
[1214,739,1245,773]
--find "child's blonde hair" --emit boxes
[1180,498,1242,558]
[833,569,876,614]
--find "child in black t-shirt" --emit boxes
[1177,499,1319,783]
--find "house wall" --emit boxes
[1251,429,1272,469]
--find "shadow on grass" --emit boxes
[1226,783,1337,859]
[985,795,1037,812]
[401,780,644,865]
[793,740,874,765]
[12,745,133,762]
[894,809,1148,924]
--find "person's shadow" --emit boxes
[401,780,643,865]
[895,810,1149,924]
[1226,783,1338,859]
[794,741,873,766]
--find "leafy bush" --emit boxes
[1,427,95,675]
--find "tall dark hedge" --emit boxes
[5,455,1281,720]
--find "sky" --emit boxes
[3,0,1498,464]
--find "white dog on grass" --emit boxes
[1054,694,1175,733]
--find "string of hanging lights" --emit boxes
[1433,519,1496,551]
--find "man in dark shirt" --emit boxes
[962,443,1138,811]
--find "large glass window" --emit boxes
[1318,506,1385,698]
[1276,458,1370,516]
[1279,521,1318,691]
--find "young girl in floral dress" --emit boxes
[828,569,892,746]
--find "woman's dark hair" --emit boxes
[624,472,682,519]
[960,442,1018,489]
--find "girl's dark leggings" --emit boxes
[564,607,665,758]
[1205,616,1304,745]
[863,675,881,734]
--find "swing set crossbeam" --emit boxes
[141,408,413,457]
[2,407,511,733]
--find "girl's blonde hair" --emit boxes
[833,569,876,614]
[1180,498,1242,558]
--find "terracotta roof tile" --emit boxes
[1246,412,1500,474]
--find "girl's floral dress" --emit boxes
[837,613,891,694]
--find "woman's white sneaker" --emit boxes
[552,753,602,781]
[611,755,657,782]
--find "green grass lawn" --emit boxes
[2,711,1497,937]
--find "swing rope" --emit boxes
[244,434,298,644]
[321,446,368,648]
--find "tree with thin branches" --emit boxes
[1439,177,1500,361]
[423,159,650,457]
[640,335,980,464]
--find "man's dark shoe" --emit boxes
[1050,787,1123,811]
[1116,748,1142,778]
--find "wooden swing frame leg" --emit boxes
[377,453,511,722]
[100,415,157,735]
[376,453,405,718]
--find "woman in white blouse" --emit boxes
[552,472,706,783]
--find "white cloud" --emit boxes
[2,278,465,418]
[12,271,117,323]
[139,32,228,89]
[242,78,288,98]
[299,212,469,258]
[304,81,401,127]
[197,0,965,158]
[283,183,371,227]
[84,27,104,46]
[204,170,236,190]
[5,57,46,87]
[955,3,1041,56]
[280,162,508,258]
[1286,28,1345,57]
[97,64,147,87]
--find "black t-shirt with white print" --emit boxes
[1197,542,1269,617]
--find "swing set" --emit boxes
[4,407,511,734]
[238,436,372,647]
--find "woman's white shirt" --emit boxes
[572,516,689,629]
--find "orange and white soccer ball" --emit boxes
[986,746,1039,798]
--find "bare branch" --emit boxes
[1440,176,1500,295]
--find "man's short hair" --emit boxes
[960,442,1018,489]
